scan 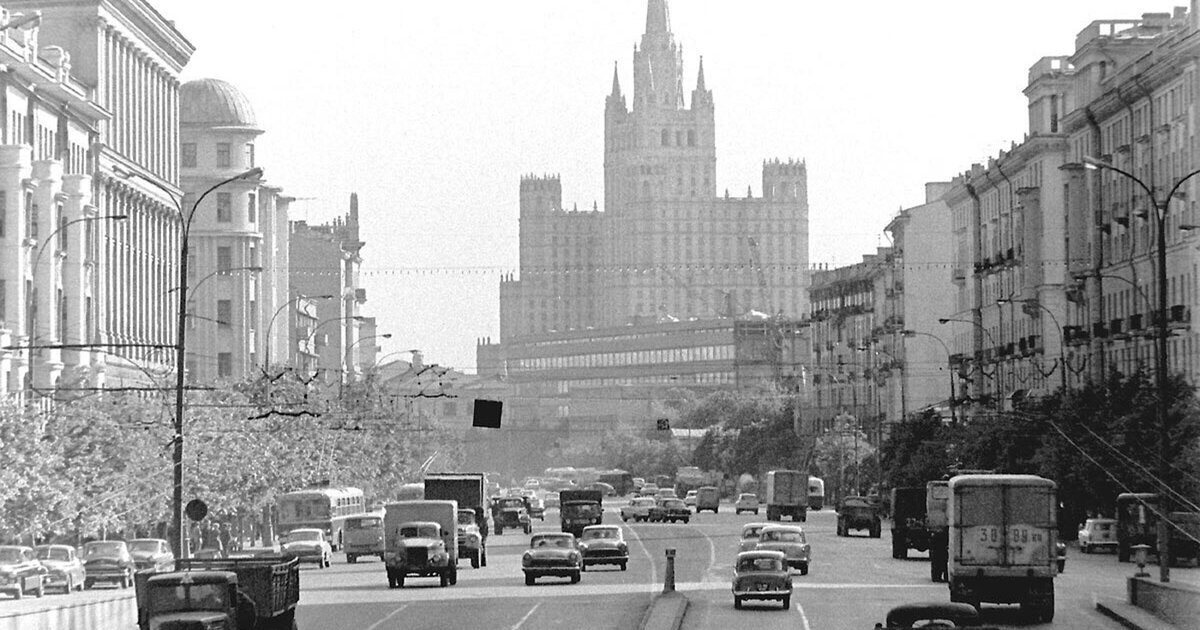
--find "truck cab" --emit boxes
[135,556,300,630]
[384,500,459,589]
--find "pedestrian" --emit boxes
[219,522,233,555]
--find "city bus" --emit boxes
[276,486,366,551]
[597,470,634,496]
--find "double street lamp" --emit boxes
[996,297,1066,391]
[1082,155,1200,583]
[115,165,264,561]
[900,330,957,425]
[264,294,334,369]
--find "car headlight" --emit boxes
[568,552,581,563]
[384,551,396,560]
[617,543,627,552]
[522,552,532,567]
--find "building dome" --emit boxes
[180,78,258,127]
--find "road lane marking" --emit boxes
[510,602,540,630]
[364,604,407,630]
[621,521,659,591]
[795,600,812,630]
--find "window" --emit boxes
[217,193,231,222]
[217,352,232,377]
[28,195,37,240]
[181,143,197,168]
[0,191,5,237]
[58,290,66,338]
[216,246,232,272]
[216,143,231,168]
[244,143,255,167]
[0,280,6,322]
[247,193,256,223]
[57,204,66,251]
[216,300,232,326]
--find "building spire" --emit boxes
[611,61,622,98]
[696,55,706,92]
[645,0,670,35]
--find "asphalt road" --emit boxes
[292,501,1193,630]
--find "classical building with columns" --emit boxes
[8,0,195,393]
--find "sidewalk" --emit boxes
[1095,595,1179,630]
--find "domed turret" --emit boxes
[180,78,259,128]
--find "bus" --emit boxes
[597,470,634,496]
[276,486,366,551]
[807,476,825,510]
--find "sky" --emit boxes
[149,0,1169,372]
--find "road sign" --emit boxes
[185,499,208,522]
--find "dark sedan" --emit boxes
[81,540,135,589]
[648,498,691,523]
[522,533,582,585]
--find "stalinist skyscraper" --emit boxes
[499,0,808,342]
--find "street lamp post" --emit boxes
[306,315,365,382]
[997,298,1066,391]
[27,214,127,396]
[115,165,264,561]
[344,333,392,384]
[264,294,334,369]
[901,330,957,425]
[1083,156,1200,583]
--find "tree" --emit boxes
[814,414,876,502]
[879,410,957,490]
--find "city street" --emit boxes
[290,501,1195,630]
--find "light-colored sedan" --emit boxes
[578,525,628,571]
[734,493,760,515]
[739,522,770,553]
[755,525,810,575]
[34,544,84,593]
[732,550,792,610]
[281,528,332,568]
[1078,518,1118,554]
[620,497,657,522]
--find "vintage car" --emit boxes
[836,495,881,537]
[648,498,691,524]
[638,483,660,497]
[127,538,175,572]
[524,494,546,521]
[577,525,628,571]
[81,540,136,589]
[739,522,770,553]
[1078,517,1119,554]
[755,524,811,575]
[585,481,617,497]
[457,509,486,568]
[544,492,561,509]
[684,490,698,507]
[735,493,760,515]
[657,488,678,500]
[522,532,582,585]
[34,544,84,593]
[0,545,46,599]
[732,550,792,610]
[280,528,332,568]
[620,497,658,522]
[492,496,532,535]
[876,602,982,629]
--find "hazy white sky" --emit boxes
[150,0,1167,371]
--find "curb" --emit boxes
[1094,595,1179,630]
[638,591,690,630]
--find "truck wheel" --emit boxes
[714,506,719,514]
[525,574,535,586]
[524,523,531,534]
[734,596,743,610]
[570,571,580,584]
[450,568,457,585]
[440,573,449,587]
[930,561,941,582]
[84,579,93,590]
[1041,589,1055,622]
[682,518,690,524]
[799,562,808,576]
[347,554,356,564]
[870,522,881,538]
[782,595,790,610]
[471,552,480,569]
[397,574,405,588]
[481,549,487,567]
[620,561,627,571]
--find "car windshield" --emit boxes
[761,529,805,543]
[349,517,383,529]
[742,527,764,539]
[0,548,24,563]
[498,499,524,509]
[663,500,685,508]
[738,556,783,572]
[739,494,757,502]
[635,499,655,506]
[83,542,124,558]
[583,529,618,540]
[400,525,440,538]
[457,512,476,525]
[149,583,228,613]
[287,530,322,542]
[129,541,162,553]
[35,547,70,561]
[534,537,573,549]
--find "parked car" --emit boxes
[280,528,332,568]
[684,490,698,507]
[620,497,658,522]
[1078,518,1119,554]
[755,524,810,575]
[577,525,628,571]
[739,522,770,553]
[648,498,690,524]
[81,540,135,589]
[0,545,47,599]
[127,538,174,572]
[522,532,582,585]
[732,550,792,610]
[34,544,84,593]
[735,493,760,515]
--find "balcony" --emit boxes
[952,267,967,282]
[1170,304,1190,330]
[1092,322,1108,339]
[1128,313,1144,331]
[1109,318,1127,339]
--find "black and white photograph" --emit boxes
[1,1,1199,628]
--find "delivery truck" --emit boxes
[763,469,807,522]
[384,500,459,588]
[135,556,300,630]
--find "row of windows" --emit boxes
[181,141,255,169]
[511,344,734,371]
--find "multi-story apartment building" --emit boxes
[7,0,193,393]
[484,1,809,432]
[180,77,292,383]
[498,0,808,340]
[289,194,371,385]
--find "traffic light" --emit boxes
[656,418,670,431]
